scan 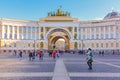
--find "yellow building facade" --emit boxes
[0,8,120,53]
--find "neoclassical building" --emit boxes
[0,8,120,53]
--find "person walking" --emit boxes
[29,51,32,61]
[56,50,60,58]
[32,51,36,61]
[38,51,42,60]
[52,50,56,60]
[102,51,104,56]
[86,48,93,70]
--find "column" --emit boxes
[43,27,46,40]
[72,26,74,39]
[17,26,19,39]
[90,27,92,39]
[25,26,28,39]
[2,25,5,39]
[12,26,14,39]
[22,26,23,39]
[31,26,32,40]
[35,27,37,39]
[38,27,40,39]
[39,27,41,39]
[77,27,79,39]
[7,25,10,39]
[104,27,106,39]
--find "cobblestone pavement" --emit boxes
[0,53,120,80]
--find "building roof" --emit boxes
[104,11,120,19]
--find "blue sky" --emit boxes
[0,0,120,20]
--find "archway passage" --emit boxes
[48,28,70,50]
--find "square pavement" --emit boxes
[0,53,120,80]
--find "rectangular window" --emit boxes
[28,27,31,32]
[14,34,17,39]
[37,27,39,32]
[105,34,108,38]
[106,43,108,48]
[4,33,7,39]
[92,35,94,39]
[10,34,12,39]
[92,43,94,47]
[96,43,99,47]
[101,27,103,31]
[28,43,30,47]
[23,27,26,33]
[111,43,113,47]
[96,34,99,39]
[105,27,109,31]
[101,43,103,47]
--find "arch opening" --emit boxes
[47,28,70,50]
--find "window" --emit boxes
[33,43,35,47]
[10,34,12,39]
[110,27,113,30]
[74,27,77,32]
[83,28,85,32]
[9,26,12,31]
[28,27,31,32]
[23,27,26,33]
[106,43,108,48]
[87,34,89,39]
[101,43,103,47]
[111,43,113,47]
[78,27,81,31]
[96,43,99,47]
[37,27,39,32]
[14,34,17,39]
[101,34,103,38]
[105,27,108,31]
[28,43,30,47]
[15,26,17,31]
[28,34,31,39]
[32,27,35,32]
[92,28,94,31]
[83,35,85,39]
[111,33,113,38]
[96,28,99,31]
[79,35,81,39]
[92,43,94,47]
[4,33,7,39]
[92,35,94,39]
[19,27,22,33]
[96,34,99,39]
[105,34,108,39]
[101,27,103,31]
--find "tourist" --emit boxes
[41,51,44,60]
[102,51,104,56]
[32,51,36,61]
[38,51,42,60]
[52,50,56,60]
[19,50,22,58]
[56,50,60,58]
[86,48,93,70]
[29,51,32,61]
[13,50,17,56]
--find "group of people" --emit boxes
[13,48,94,70]
[28,50,61,61]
